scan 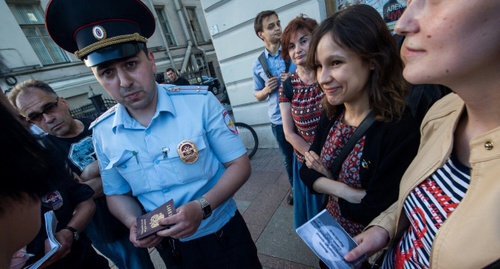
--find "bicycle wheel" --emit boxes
[234,122,258,159]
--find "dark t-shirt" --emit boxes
[171,76,190,85]
[26,162,96,267]
[42,118,129,243]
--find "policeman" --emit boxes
[45,0,261,268]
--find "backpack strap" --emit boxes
[258,52,273,79]
[259,51,292,79]
[284,57,291,73]
[282,77,293,101]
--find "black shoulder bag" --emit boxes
[321,111,376,207]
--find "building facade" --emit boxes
[198,0,335,148]
[0,0,223,109]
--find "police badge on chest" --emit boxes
[177,140,199,164]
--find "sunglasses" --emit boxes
[25,98,59,123]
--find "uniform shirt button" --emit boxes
[484,141,494,150]
[154,160,160,164]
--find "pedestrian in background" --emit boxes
[166,67,190,85]
[278,14,324,228]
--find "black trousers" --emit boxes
[156,210,261,269]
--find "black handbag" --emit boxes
[321,112,375,207]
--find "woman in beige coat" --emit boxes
[344,0,500,268]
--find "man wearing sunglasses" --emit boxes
[8,79,154,269]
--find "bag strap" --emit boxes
[330,111,375,177]
[321,111,375,207]
[284,57,291,73]
[258,52,273,79]
[282,77,293,101]
[259,51,292,79]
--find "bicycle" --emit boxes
[217,87,259,159]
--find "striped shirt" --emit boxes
[383,155,471,269]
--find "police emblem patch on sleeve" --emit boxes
[223,110,238,135]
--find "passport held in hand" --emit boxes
[136,199,176,240]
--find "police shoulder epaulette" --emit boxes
[165,85,208,95]
[89,104,117,129]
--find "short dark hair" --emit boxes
[254,10,278,38]
[280,14,319,61]
[166,67,176,74]
[0,93,54,215]
[307,4,408,121]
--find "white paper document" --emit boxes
[26,210,61,269]
[296,209,366,269]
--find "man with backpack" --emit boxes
[252,10,297,204]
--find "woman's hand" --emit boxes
[344,226,390,262]
[304,151,332,178]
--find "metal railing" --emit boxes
[70,98,117,120]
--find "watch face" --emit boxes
[73,231,80,241]
[198,197,212,219]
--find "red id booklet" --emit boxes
[136,199,176,240]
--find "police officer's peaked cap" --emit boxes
[45,0,155,67]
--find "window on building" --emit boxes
[186,7,205,44]
[8,2,69,65]
[155,7,177,47]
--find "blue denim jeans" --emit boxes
[271,124,294,187]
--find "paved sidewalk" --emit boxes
[111,148,319,268]
[236,148,318,269]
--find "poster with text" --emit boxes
[336,0,406,32]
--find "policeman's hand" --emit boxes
[40,229,74,268]
[304,151,332,178]
[156,201,202,239]
[129,220,163,248]
[344,226,390,262]
[265,77,279,94]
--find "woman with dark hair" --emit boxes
[0,91,53,268]
[299,4,420,240]
[279,14,324,228]
[345,0,500,268]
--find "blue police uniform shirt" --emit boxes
[252,46,297,125]
[92,83,247,241]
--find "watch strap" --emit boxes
[62,225,79,241]
[197,196,212,220]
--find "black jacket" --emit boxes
[300,108,420,226]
